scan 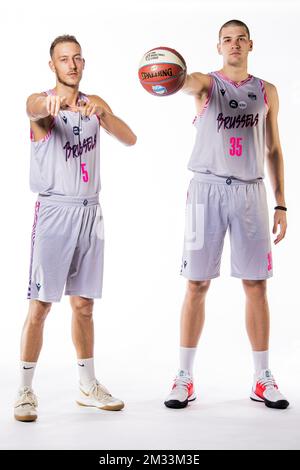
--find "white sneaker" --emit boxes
[250,369,289,409]
[14,386,38,422]
[164,370,196,409]
[76,380,124,411]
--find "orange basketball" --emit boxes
[138,47,187,96]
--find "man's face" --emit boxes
[217,26,253,66]
[49,42,85,87]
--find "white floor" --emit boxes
[2,372,299,450]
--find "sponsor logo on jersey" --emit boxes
[62,115,68,124]
[248,92,257,100]
[73,126,82,136]
[36,283,41,291]
[238,101,247,109]
[229,100,238,109]
[220,88,226,96]
[216,113,259,132]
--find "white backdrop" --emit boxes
[0,0,299,450]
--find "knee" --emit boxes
[186,280,210,300]
[242,279,267,299]
[71,297,94,318]
[29,300,51,324]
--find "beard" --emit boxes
[56,71,81,88]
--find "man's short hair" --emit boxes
[50,35,81,58]
[219,20,250,41]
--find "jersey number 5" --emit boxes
[81,163,89,182]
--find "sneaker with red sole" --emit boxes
[164,370,196,409]
[250,369,289,409]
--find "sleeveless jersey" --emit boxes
[29,89,100,197]
[188,71,269,180]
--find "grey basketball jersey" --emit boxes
[188,71,269,180]
[29,90,100,197]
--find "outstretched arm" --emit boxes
[27,93,69,141]
[27,93,68,121]
[84,95,137,146]
[181,72,212,97]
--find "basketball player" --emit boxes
[164,20,289,409]
[14,35,137,422]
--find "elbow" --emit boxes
[26,110,36,121]
[26,104,33,120]
[26,103,38,122]
[266,147,281,160]
[26,97,35,120]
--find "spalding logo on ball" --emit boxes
[138,47,187,96]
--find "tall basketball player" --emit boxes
[14,35,137,422]
[164,20,289,409]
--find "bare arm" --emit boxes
[265,81,287,244]
[27,93,69,141]
[86,95,137,146]
[27,92,69,120]
[181,72,212,97]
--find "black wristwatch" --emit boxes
[274,206,287,211]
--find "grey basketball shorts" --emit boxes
[180,173,273,281]
[27,194,104,302]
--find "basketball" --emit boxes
[138,47,187,96]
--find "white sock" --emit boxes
[253,350,269,375]
[20,361,37,389]
[179,347,197,376]
[77,357,96,392]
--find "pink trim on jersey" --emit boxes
[267,251,272,271]
[41,117,55,142]
[192,76,214,125]
[30,116,55,143]
[259,80,269,115]
[215,71,253,88]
